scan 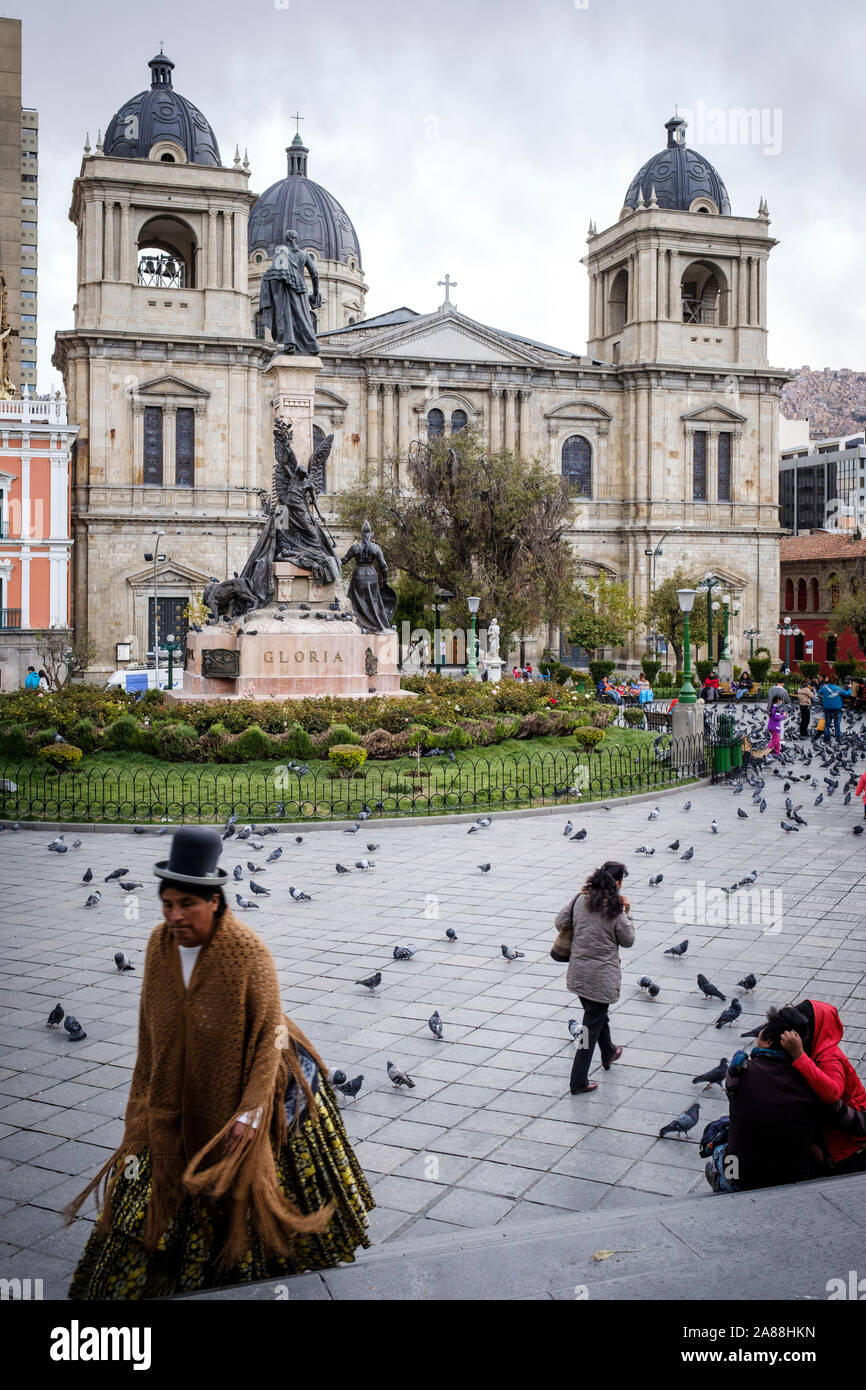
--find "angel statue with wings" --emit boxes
[240,419,340,607]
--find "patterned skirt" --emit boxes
[68,1079,375,1300]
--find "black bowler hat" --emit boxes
[154,826,228,886]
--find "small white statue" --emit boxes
[487,617,500,660]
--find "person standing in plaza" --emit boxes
[23,665,38,690]
[66,827,374,1299]
[767,696,786,755]
[795,679,815,738]
[557,861,633,1095]
[817,677,850,744]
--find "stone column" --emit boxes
[20,546,30,627]
[103,201,114,281]
[750,258,759,325]
[365,379,379,477]
[49,550,67,626]
[232,211,246,291]
[222,212,232,289]
[207,211,218,289]
[490,387,502,452]
[120,203,132,282]
[381,383,395,471]
[49,453,67,538]
[132,400,145,485]
[518,389,531,457]
[163,404,177,487]
[85,195,103,283]
[264,354,323,475]
[396,384,410,483]
[504,389,517,452]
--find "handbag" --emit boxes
[816,716,826,733]
[550,892,579,961]
[283,1040,320,1127]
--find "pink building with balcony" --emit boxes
[0,392,78,689]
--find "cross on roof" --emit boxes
[292,112,304,136]
[438,273,457,303]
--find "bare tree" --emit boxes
[33,629,96,690]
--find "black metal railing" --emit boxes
[0,737,708,825]
[0,609,21,628]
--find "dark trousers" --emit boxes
[799,704,811,737]
[823,708,842,742]
[570,996,615,1090]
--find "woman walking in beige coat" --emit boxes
[556,861,634,1095]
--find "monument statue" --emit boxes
[487,617,500,660]
[258,229,321,356]
[341,521,397,633]
[233,419,340,612]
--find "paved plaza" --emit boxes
[1,737,865,1299]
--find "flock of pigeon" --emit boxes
[19,696,866,1149]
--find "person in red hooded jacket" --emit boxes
[781,999,866,1173]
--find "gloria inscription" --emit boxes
[263,649,344,664]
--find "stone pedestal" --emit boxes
[717,657,734,683]
[264,355,321,467]
[671,700,704,744]
[484,656,504,684]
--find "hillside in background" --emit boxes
[781,367,866,440]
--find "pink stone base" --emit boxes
[176,625,407,701]
[173,671,407,700]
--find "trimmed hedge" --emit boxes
[574,727,605,747]
[328,744,368,776]
[623,707,647,727]
[37,742,83,769]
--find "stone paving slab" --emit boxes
[0,725,864,1297]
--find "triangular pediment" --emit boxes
[127,559,213,588]
[545,399,613,424]
[314,386,349,410]
[681,403,746,425]
[328,307,552,366]
[138,375,211,399]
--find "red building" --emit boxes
[779,533,866,673]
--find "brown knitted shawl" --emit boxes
[65,908,331,1264]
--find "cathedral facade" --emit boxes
[53,56,785,679]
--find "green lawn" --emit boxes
[0,727,702,825]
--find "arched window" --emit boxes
[427,409,444,438]
[810,577,819,611]
[829,572,840,609]
[797,579,807,612]
[784,579,794,611]
[309,424,327,494]
[680,260,728,326]
[608,268,628,333]
[450,409,467,434]
[137,215,196,289]
[561,435,592,497]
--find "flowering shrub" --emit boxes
[38,742,84,769]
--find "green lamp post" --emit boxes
[677,588,697,704]
[163,633,182,690]
[698,573,722,661]
[744,627,761,660]
[467,596,480,678]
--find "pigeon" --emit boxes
[737,974,757,992]
[476,817,492,828]
[570,829,588,841]
[393,944,417,960]
[46,1003,64,1028]
[737,808,748,819]
[568,1018,583,1038]
[226,813,239,828]
[236,825,253,841]
[249,841,264,852]
[780,822,799,832]
[697,973,726,1002]
[47,835,67,853]
[246,862,265,874]
[715,998,743,1028]
[118,881,143,893]
[649,874,664,886]
[814,793,824,806]
[289,886,311,901]
[355,971,382,991]
[82,867,93,884]
[668,840,680,851]
[249,881,270,896]
[854,825,865,836]
[648,806,660,820]
[133,825,148,835]
[664,939,689,958]
[692,1059,728,1090]
[467,824,480,834]
[83,891,102,908]
[104,868,129,882]
[335,863,352,874]
[501,945,525,961]
[658,1102,700,1139]
[683,801,692,810]
[387,1060,415,1088]
[71,838,82,850]
[739,871,758,886]
[445,928,458,941]
[478,863,492,873]
[114,951,134,972]
[329,1069,347,1086]
[638,976,661,998]
[711,819,719,833]
[266,848,282,863]
[792,810,808,825]
[759,800,767,813]
[233,865,244,881]
[366,842,381,852]
[428,1010,444,1040]
[680,847,694,861]
[64,1016,87,1041]
[634,845,655,855]
[344,824,361,834]
[334,1074,364,1100]
[223,824,236,841]
[294,835,304,844]
[563,820,574,837]
[235,894,259,910]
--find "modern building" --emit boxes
[0,18,38,397]
[779,431,866,536]
[54,54,787,679]
[779,531,866,672]
[0,393,78,690]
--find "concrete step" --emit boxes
[176,1170,866,1301]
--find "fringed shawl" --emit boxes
[65,909,332,1265]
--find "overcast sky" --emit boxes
[23,0,866,392]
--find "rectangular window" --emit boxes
[21,315,36,323]
[693,431,707,501]
[826,634,837,662]
[21,291,35,299]
[143,406,163,485]
[20,337,36,346]
[175,408,195,487]
[21,245,36,254]
[717,431,732,501]
[21,221,36,230]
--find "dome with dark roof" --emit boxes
[248,134,362,267]
[103,53,221,167]
[623,116,731,215]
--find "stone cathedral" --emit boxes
[53,55,785,679]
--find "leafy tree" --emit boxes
[337,429,579,650]
[567,573,643,656]
[34,629,96,691]
[824,578,866,658]
[647,569,720,670]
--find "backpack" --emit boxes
[699,1115,730,1158]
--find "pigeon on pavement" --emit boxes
[266,848,282,862]
[64,1015,87,1041]
[386,1060,415,1088]
[697,973,725,1001]
[47,1003,64,1028]
[104,868,129,882]
[692,1059,728,1091]
[501,945,525,961]
[235,894,259,910]
[82,867,93,883]
[445,928,458,941]
[737,974,758,992]
[334,1074,364,1101]
[428,1011,444,1040]
[664,939,689,958]
[249,881,270,896]
[681,847,694,861]
[289,886,311,901]
[638,976,661,998]
[478,863,492,873]
[715,998,743,1028]
[355,971,382,991]
[114,952,134,972]
[393,944,417,960]
[83,891,102,908]
[335,863,352,874]
[658,1102,700,1139]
